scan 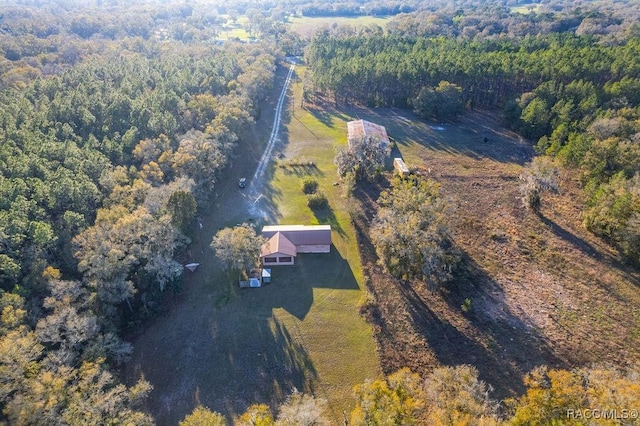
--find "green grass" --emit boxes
[287,16,390,37]
[510,4,543,14]
[217,27,251,40]
[263,66,380,418]
[125,65,378,425]
[216,15,253,40]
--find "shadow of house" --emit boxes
[275,246,360,320]
[127,244,358,425]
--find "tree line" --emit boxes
[306,33,640,110]
[179,363,640,425]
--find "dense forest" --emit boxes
[0,0,279,421]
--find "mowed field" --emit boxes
[216,15,391,41]
[320,102,640,399]
[124,65,379,425]
[216,16,252,41]
[287,16,390,37]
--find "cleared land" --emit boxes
[287,16,390,38]
[511,4,543,14]
[124,66,379,425]
[215,16,253,41]
[302,97,640,399]
[124,63,640,423]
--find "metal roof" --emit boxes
[262,225,331,232]
[260,232,297,258]
[347,119,390,148]
[262,225,332,247]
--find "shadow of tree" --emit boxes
[281,163,325,177]
[351,180,566,400]
[432,249,567,398]
[126,245,359,425]
[538,214,640,297]
[311,205,346,238]
[293,114,321,139]
[305,104,337,129]
[538,215,603,261]
[338,105,534,166]
[129,310,318,425]
[248,170,284,224]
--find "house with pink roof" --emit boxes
[260,225,331,266]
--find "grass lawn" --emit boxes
[124,65,379,425]
[287,16,390,38]
[257,65,380,420]
[217,27,251,40]
[216,15,253,41]
[510,4,543,14]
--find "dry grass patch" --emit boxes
[339,105,640,399]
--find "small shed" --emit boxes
[239,268,267,288]
[393,158,410,177]
[347,120,390,151]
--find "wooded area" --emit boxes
[0,1,278,421]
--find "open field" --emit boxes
[124,62,640,422]
[287,16,390,38]
[511,4,543,14]
[217,16,252,41]
[124,65,379,424]
[301,98,640,399]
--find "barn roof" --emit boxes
[260,232,297,258]
[347,119,390,148]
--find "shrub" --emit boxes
[301,178,319,194]
[461,298,472,313]
[307,192,328,210]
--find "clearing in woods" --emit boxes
[287,15,391,38]
[125,61,640,424]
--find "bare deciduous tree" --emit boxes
[519,157,559,213]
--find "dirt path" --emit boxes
[248,63,295,219]
[251,64,295,186]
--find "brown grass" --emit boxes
[338,105,640,400]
